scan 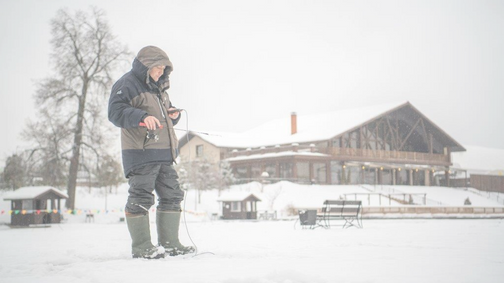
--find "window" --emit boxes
[396,169,408,185]
[296,162,310,182]
[313,163,327,184]
[196,145,203,157]
[330,161,343,184]
[234,166,248,179]
[381,169,393,185]
[362,167,377,185]
[22,200,33,210]
[279,163,293,179]
[332,138,341,148]
[350,130,360,148]
[413,170,425,186]
[347,166,361,184]
[35,200,46,210]
[231,202,241,212]
[251,165,262,178]
[264,163,276,178]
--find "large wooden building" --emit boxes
[178,101,466,187]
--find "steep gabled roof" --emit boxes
[178,101,465,152]
[3,186,69,201]
[216,192,262,202]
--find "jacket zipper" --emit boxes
[142,93,165,151]
[154,92,176,163]
[156,94,166,119]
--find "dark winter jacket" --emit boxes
[108,46,180,177]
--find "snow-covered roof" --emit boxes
[179,101,464,153]
[216,192,262,202]
[451,146,504,176]
[3,186,69,201]
[244,101,409,146]
[227,151,329,162]
[181,101,409,148]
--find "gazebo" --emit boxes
[3,186,68,226]
[217,193,261,220]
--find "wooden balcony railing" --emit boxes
[326,147,450,164]
[225,144,450,165]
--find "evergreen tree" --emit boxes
[2,154,26,190]
[95,155,124,193]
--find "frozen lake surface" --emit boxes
[0,218,503,283]
[1,182,503,282]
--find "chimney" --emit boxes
[291,112,297,135]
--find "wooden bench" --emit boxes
[320,200,363,229]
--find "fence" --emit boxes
[363,206,504,215]
[343,193,427,205]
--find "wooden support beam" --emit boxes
[399,118,422,151]
[359,127,363,149]
[385,115,397,150]
[430,133,434,154]
[420,118,431,152]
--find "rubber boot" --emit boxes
[126,213,164,259]
[157,210,195,256]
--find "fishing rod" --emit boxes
[173,128,221,137]
[138,122,220,137]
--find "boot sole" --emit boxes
[132,253,165,259]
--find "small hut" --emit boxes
[217,193,261,220]
[3,186,68,226]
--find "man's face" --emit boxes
[149,65,166,82]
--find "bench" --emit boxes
[320,200,363,229]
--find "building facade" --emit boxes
[178,102,466,187]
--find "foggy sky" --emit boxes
[1,0,503,164]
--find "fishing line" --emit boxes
[179,109,215,257]
[173,128,221,137]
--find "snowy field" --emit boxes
[2,182,503,224]
[0,218,503,283]
[1,182,504,282]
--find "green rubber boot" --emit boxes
[156,211,195,256]
[126,213,164,259]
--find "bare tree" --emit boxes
[177,158,236,203]
[178,158,216,204]
[22,108,71,188]
[26,7,130,209]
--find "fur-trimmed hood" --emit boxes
[132,46,173,91]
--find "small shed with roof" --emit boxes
[217,193,261,220]
[3,186,68,226]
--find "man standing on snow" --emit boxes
[108,46,194,259]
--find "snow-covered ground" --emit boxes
[0,217,503,283]
[2,181,503,224]
[1,183,504,282]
